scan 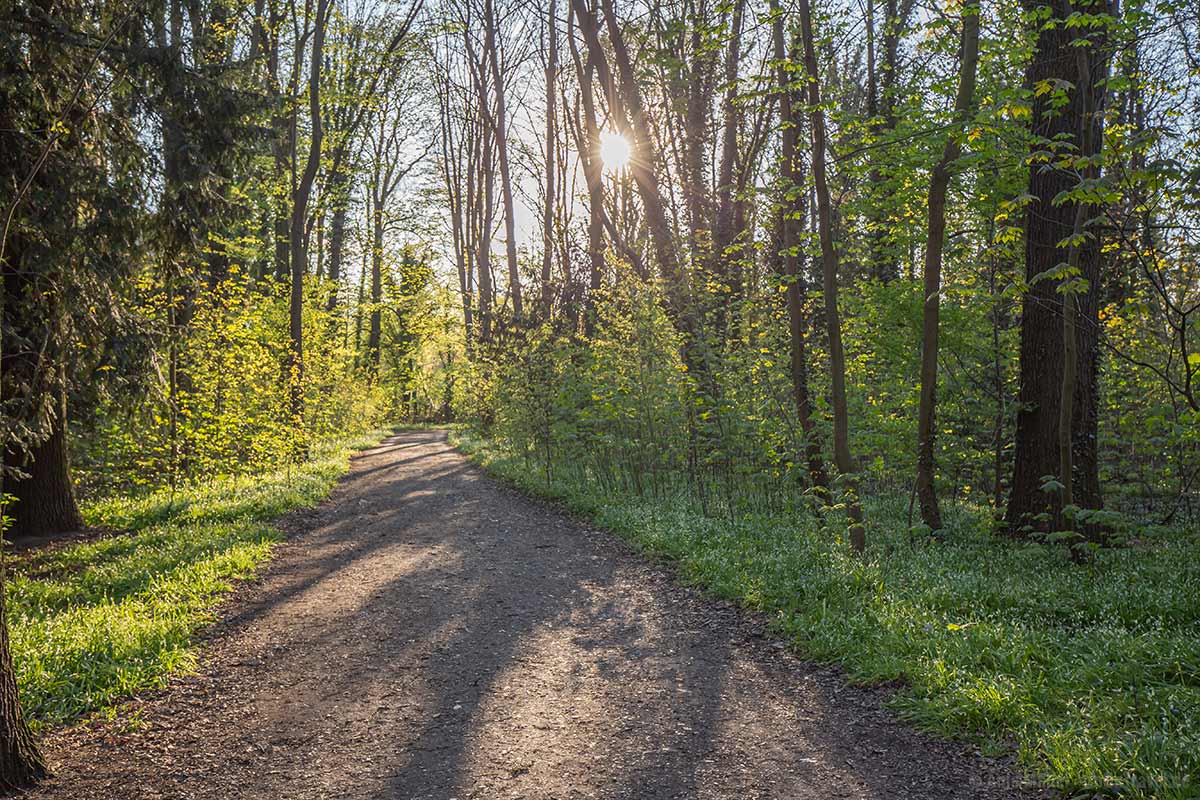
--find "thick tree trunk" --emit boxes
[915,7,980,532]
[0,563,44,791]
[5,388,82,538]
[0,261,82,539]
[1006,0,1108,533]
[797,0,865,551]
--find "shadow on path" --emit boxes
[29,430,1037,800]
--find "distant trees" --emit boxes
[432,0,1198,550]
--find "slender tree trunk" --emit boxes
[797,0,865,551]
[579,0,689,330]
[368,194,383,372]
[868,0,913,283]
[325,162,351,312]
[915,6,980,532]
[477,116,496,343]
[568,2,605,337]
[541,0,558,320]
[484,0,523,320]
[713,0,746,328]
[286,0,330,458]
[681,1,714,268]
[771,0,829,497]
[268,0,289,285]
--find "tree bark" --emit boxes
[915,5,980,532]
[771,0,829,498]
[797,0,865,551]
[4,386,82,538]
[713,0,746,327]
[325,164,351,312]
[484,0,523,320]
[1006,0,1109,533]
[368,193,384,372]
[477,106,496,343]
[541,0,558,321]
[568,0,606,337]
[0,557,44,791]
[286,0,330,458]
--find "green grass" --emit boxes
[452,429,1200,799]
[6,428,389,729]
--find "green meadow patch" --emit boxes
[6,429,388,729]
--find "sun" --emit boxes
[598,130,632,173]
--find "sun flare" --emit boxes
[598,130,632,173]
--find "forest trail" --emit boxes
[29,430,1034,800]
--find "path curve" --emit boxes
[30,430,1035,799]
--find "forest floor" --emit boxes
[27,429,1039,799]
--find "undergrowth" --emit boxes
[452,428,1200,800]
[5,428,389,729]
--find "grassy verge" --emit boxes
[6,428,389,729]
[452,429,1200,799]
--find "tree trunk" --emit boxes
[0,207,47,791]
[541,0,558,321]
[477,110,496,343]
[286,0,329,459]
[713,0,746,328]
[771,0,829,497]
[1006,0,1108,533]
[568,1,606,337]
[268,0,289,285]
[5,387,82,538]
[797,0,865,551]
[484,0,523,320]
[325,162,351,312]
[0,559,44,791]
[681,1,714,269]
[368,197,384,372]
[867,0,914,283]
[915,6,980,532]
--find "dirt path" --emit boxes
[30,430,1036,799]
